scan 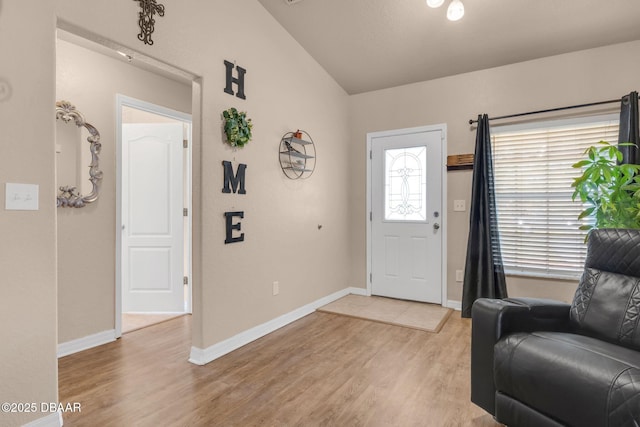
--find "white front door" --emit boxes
[122,123,184,313]
[369,126,444,303]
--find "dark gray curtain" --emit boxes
[618,91,639,164]
[461,114,507,318]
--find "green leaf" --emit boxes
[572,160,592,168]
[578,207,595,220]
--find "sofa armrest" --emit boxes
[501,297,572,332]
[470,298,571,415]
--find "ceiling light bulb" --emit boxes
[426,0,445,8]
[447,0,464,21]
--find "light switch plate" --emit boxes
[5,183,39,211]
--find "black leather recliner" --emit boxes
[471,228,640,427]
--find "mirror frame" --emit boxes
[56,100,103,208]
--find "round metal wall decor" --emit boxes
[279,130,316,179]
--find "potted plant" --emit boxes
[571,141,640,231]
[222,107,253,148]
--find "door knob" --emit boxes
[433,223,440,230]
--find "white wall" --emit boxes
[0,2,59,426]
[348,40,640,304]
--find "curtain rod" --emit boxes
[467,96,639,125]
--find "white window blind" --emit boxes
[491,115,619,279]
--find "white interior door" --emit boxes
[370,126,444,303]
[122,123,184,313]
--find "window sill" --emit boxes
[505,270,580,282]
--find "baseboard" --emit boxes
[123,311,185,315]
[446,300,462,311]
[189,287,364,366]
[22,410,63,427]
[57,329,116,358]
[348,286,368,296]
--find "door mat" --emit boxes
[317,294,453,333]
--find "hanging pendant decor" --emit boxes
[222,108,253,148]
[133,0,165,45]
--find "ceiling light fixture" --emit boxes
[426,0,465,21]
[426,0,445,7]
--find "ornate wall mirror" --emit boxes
[55,100,103,208]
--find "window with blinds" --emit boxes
[491,115,619,279]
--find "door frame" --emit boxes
[115,94,193,337]
[366,124,448,305]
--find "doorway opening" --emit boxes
[116,96,192,335]
[366,125,448,305]
[55,25,201,357]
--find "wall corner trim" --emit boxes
[57,329,116,358]
[189,287,368,366]
[22,410,63,427]
[446,300,462,311]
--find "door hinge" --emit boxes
[183,276,189,285]
[183,139,188,148]
[370,273,372,283]
[370,150,372,160]
[370,211,372,221]
[183,208,188,217]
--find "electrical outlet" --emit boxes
[455,270,464,282]
[453,200,466,212]
[273,281,279,296]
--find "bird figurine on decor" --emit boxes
[284,140,301,153]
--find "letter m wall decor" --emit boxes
[222,161,247,194]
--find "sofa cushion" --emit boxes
[494,331,640,427]
[570,268,640,350]
[584,229,640,278]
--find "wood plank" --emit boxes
[59,312,502,426]
[447,153,475,171]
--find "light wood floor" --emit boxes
[58,312,502,426]
[121,313,185,334]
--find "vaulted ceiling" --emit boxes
[258,0,640,94]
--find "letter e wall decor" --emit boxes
[224,211,245,244]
